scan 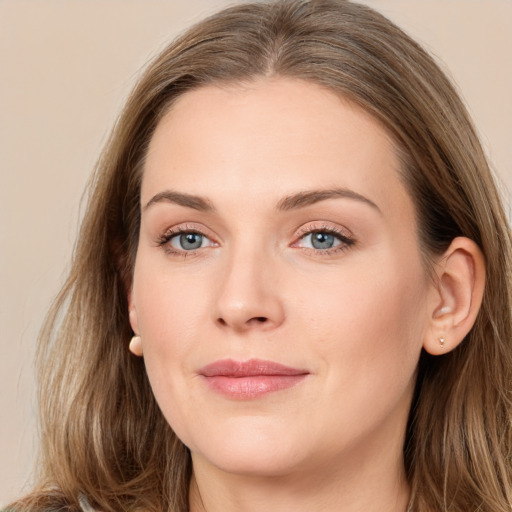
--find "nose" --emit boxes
[213,246,285,332]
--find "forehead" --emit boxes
[142,78,412,221]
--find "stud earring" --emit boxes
[129,335,143,356]
[439,337,446,349]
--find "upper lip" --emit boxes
[199,358,309,377]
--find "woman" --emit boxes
[7,0,512,511]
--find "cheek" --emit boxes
[132,271,210,445]
[302,252,428,395]
[284,254,428,455]
[130,257,212,409]
[132,247,213,341]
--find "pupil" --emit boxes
[180,233,202,250]
[312,232,334,249]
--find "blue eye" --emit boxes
[301,231,341,250]
[309,232,338,250]
[296,228,354,252]
[169,232,211,251]
[179,233,203,250]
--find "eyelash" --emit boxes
[156,225,215,257]
[293,225,355,254]
[156,224,355,256]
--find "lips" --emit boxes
[198,358,309,399]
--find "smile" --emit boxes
[198,358,310,399]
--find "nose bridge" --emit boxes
[214,235,285,331]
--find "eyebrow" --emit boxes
[143,187,380,214]
[144,190,214,212]
[277,188,381,213]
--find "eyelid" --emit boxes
[156,222,219,255]
[294,221,353,239]
[291,221,355,252]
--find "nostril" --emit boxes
[244,316,269,327]
[215,315,271,329]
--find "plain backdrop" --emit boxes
[1,0,511,504]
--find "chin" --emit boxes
[185,417,310,477]
[195,446,305,478]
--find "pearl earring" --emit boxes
[439,337,445,349]
[129,335,143,356]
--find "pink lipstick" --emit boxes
[199,359,309,399]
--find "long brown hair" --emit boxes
[9,1,512,511]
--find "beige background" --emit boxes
[1,0,511,504]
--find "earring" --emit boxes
[129,335,143,356]
[439,337,445,349]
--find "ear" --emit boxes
[423,237,485,355]
[127,289,139,334]
[127,290,143,357]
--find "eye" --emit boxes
[171,232,205,250]
[293,226,355,253]
[168,231,213,251]
[156,226,217,255]
[303,231,341,250]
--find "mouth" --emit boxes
[198,358,310,399]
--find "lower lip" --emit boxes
[202,374,308,399]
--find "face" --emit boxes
[129,78,432,479]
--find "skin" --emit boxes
[128,78,482,512]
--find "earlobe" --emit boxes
[423,237,485,356]
[129,335,143,357]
